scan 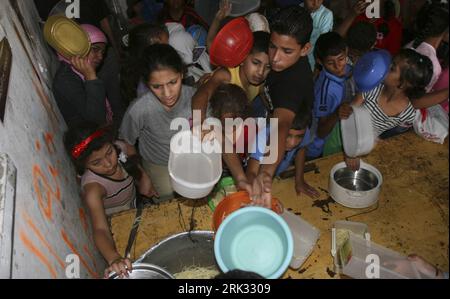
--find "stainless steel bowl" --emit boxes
[109,263,174,279]
[135,231,220,276]
[333,168,379,192]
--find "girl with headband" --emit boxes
[64,123,158,278]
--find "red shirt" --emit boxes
[355,15,403,56]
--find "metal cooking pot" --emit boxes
[135,231,220,276]
[108,263,174,279]
[329,161,383,209]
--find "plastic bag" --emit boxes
[413,105,449,144]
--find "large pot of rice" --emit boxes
[135,231,221,279]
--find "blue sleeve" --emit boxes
[314,81,341,118]
[299,128,313,148]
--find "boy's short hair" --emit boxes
[251,31,271,55]
[269,5,313,46]
[346,21,377,53]
[314,32,347,61]
[210,84,250,119]
[291,110,312,131]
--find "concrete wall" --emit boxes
[0,0,104,279]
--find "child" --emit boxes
[354,0,403,56]
[53,24,116,128]
[119,44,195,202]
[346,21,377,65]
[208,84,254,195]
[64,123,157,278]
[307,32,352,160]
[247,111,320,198]
[192,31,271,121]
[302,0,334,70]
[343,49,434,170]
[121,23,170,105]
[251,5,314,208]
[406,2,449,92]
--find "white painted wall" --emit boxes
[0,1,104,279]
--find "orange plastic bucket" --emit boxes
[212,191,283,231]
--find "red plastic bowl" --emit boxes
[209,17,254,68]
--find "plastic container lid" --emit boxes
[354,49,392,92]
[341,105,376,157]
[209,17,254,68]
[44,15,91,59]
[214,207,293,279]
[228,0,261,17]
[280,210,320,269]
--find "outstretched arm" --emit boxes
[206,0,232,52]
[191,68,231,122]
[334,0,369,37]
[411,88,449,109]
[84,183,132,278]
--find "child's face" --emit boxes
[305,0,324,13]
[285,128,306,151]
[147,68,183,109]
[87,43,106,69]
[269,32,311,72]
[384,57,403,89]
[319,49,348,77]
[86,143,119,177]
[241,52,271,86]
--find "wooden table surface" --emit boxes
[111,132,449,279]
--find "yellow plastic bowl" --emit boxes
[44,15,90,59]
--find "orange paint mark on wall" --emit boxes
[83,245,98,272]
[32,164,61,221]
[61,230,99,278]
[35,140,41,152]
[19,230,58,279]
[22,212,65,269]
[79,208,89,233]
[44,133,56,155]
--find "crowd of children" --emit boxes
[38,0,449,277]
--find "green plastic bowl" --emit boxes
[214,207,293,279]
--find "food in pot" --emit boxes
[173,265,220,279]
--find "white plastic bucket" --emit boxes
[341,105,375,158]
[169,130,222,199]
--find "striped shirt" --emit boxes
[81,165,136,216]
[363,84,416,136]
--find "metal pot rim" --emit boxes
[134,231,214,264]
[108,262,175,279]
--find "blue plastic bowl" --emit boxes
[214,207,293,279]
[354,49,392,92]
